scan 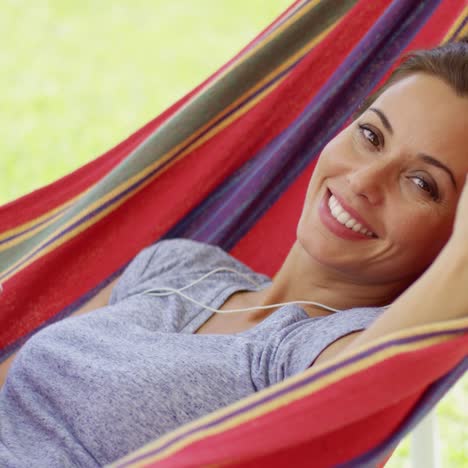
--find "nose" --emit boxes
[345,160,391,205]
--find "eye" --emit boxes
[407,176,439,201]
[358,124,381,148]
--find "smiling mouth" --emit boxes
[328,194,377,237]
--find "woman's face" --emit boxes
[297,73,468,286]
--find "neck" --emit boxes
[253,240,412,319]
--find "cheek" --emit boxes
[317,135,351,170]
[303,138,350,199]
[388,211,453,267]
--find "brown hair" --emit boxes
[357,36,468,115]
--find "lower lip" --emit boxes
[318,191,373,241]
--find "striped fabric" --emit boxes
[1,0,467,466]
[111,322,467,468]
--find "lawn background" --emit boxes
[1,1,466,466]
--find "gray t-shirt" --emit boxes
[0,239,383,467]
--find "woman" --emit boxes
[1,39,467,467]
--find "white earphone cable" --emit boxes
[144,267,263,295]
[142,267,342,314]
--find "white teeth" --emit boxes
[328,194,375,237]
[337,212,351,224]
[331,206,341,217]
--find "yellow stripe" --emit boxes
[112,321,467,466]
[129,337,461,467]
[442,5,468,42]
[1,20,339,282]
[199,0,323,86]
[197,21,337,125]
[3,0,456,249]
[0,196,79,248]
[458,21,468,38]
[0,0,326,248]
[0,160,173,282]
[114,335,453,467]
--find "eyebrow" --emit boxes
[418,154,457,189]
[369,107,393,134]
[367,107,457,190]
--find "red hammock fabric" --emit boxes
[1,0,467,466]
[112,330,467,467]
[0,0,466,351]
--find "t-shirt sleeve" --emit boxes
[108,238,234,305]
[269,307,384,383]
[109,243,163,304]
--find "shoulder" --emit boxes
[140,238,237,274]
[145,238,269,279]
[269,306,385,381]
[155,237,229,261]
[110,238,266,303]
[308,307,386,368]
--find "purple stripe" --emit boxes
[0,205,69,246]
[246,0,322,51]
[1,2,324,258]
[449,14,468,42]
[116,326,467,466]
[0,170,159,282]
[2,27,316,284]
[339,357,468,467]
[167,0,441,251]
[0,57,304,284]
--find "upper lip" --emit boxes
[329,189,379,237]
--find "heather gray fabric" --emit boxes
[0,239,384,467]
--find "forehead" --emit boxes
[371,73,468,181]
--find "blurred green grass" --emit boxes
[0,0,293,204]
[0,1,466,466]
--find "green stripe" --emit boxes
[0,0,356,273]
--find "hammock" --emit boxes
[1,0,467,466]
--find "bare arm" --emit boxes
[314,257,464,368]
[0,276,120,388]
[337,246,467,360]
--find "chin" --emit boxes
[297,227,429,290]
[296,215,344,269]
[297,215,378,279]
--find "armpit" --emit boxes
[310,330,364,368]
